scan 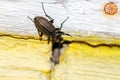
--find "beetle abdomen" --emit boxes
[34,16,56,36]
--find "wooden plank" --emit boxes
[0,0,120,80]
[0,0,120,37]
[53,43,120,80]
[0,36,51,80]
[0,35,120,80]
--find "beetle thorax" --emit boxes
[52,31,63,43]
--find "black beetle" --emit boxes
[28,2,71,43]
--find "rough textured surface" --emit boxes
[0,36,120,80]
[53,43,120,80]
[0,0,120,37]
[0,36,51,80]
[0,0,120,80]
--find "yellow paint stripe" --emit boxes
[0,33,119,80]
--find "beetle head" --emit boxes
[52,30,71,43]
[52,31,63,43]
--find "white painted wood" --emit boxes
[0,0,120,37]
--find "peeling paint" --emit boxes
[104,2,118,15]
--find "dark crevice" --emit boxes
[0,34,35,40]
[63,40,120,48]
[0,34,120,48]
[1,34,119,80]
[50,39,120,67]
[50,40,120,67]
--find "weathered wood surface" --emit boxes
[53,43,120,80]
[0,0,120,80]
[0,36,120,80]
[0,36,51,80]
[0,0,120,37]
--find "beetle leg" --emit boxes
[49,19,54,23]
[61,32,72,37]
[38,32,43,40]
[47,36,50,44]
[56,31,72,37]
[60,17,69,30]
[63,32,72,37]
[27,16,34,23]
[42,2,54,23]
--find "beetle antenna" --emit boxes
[27,16,34,23]
[42,2,54,23]
[60,17,69,30]
[42,2,47,16]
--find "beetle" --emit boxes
[28,2,71,44]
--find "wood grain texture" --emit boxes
[0,35,120,80]
[0,36,51,80]
[53,43,120,80]
[0,0,120,80]
[0,0,120,37]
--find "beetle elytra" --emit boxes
[28,2,71,44]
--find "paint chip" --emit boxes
[104,2,118,15]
